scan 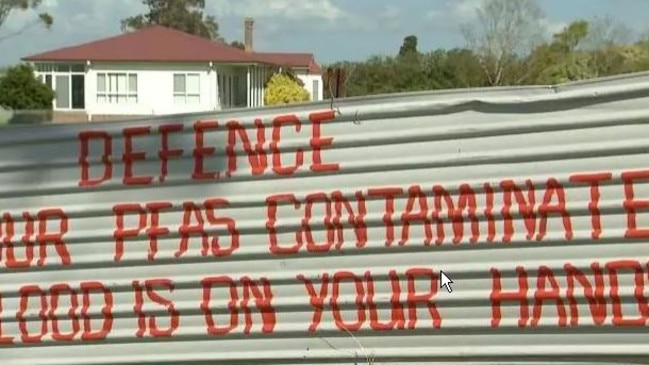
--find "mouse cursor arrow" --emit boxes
[440,271,454,293]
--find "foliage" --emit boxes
[0,63,53,110]
[280,66,302,84]
[461,0,545,86]
[325,46,487,98]
[121,0,220,40]
[325,0,649,98]
[230,40,245,50]
[264,66,304,87]
[264,73,310,106]
[0,0,53,43]
[398,35,418,57]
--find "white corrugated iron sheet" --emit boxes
[1,72,649,365]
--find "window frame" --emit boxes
[96,72,138,105]
[173,73,201,104]
[34,63,86,111]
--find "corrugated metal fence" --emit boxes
[1,72,649,364]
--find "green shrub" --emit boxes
[264,73,310,106]
[0,63,54,110]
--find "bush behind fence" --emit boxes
[0,109,53,126]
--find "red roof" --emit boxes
[255,52,322,74]
[22,26,320,71]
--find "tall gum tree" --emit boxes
[461,0,544,86]
[121,0,221,40]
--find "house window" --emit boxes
[36,74,53,89]
[312,80,319,101]
[97,73,138,104]
[35,63,85,110]
[36,64,53,73]
[55,75,70,109]
[173,73,200,104]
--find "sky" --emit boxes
[1,0,649,66]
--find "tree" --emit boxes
[580,16,631,51]
[341,56,398,96]
[121,0,220,40]
[0,63,53,110]
[269,65,304,87]
[0,0,53,43]
[394,54,426,91]
[325,46,485,97]
[230,40,245,50]
[524,20,594,84]
[323,62,356,98]
[398,35,418,57]
[581,17,634,77]
[422,49,487,89]
[521,19,637,84]
[0,63,54,124]
[264,73,310,105]
[461,0,544,86]
[321,14,649,98]
[615,43,649,75]
[393,35,426,92]
[553,20,589,53]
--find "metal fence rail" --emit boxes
[0,72,649,364]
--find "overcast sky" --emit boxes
[1,0,648,66]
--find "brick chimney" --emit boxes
[244,17,254,52]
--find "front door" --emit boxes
[71,74,85,109]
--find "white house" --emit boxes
[22,19,324,123]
